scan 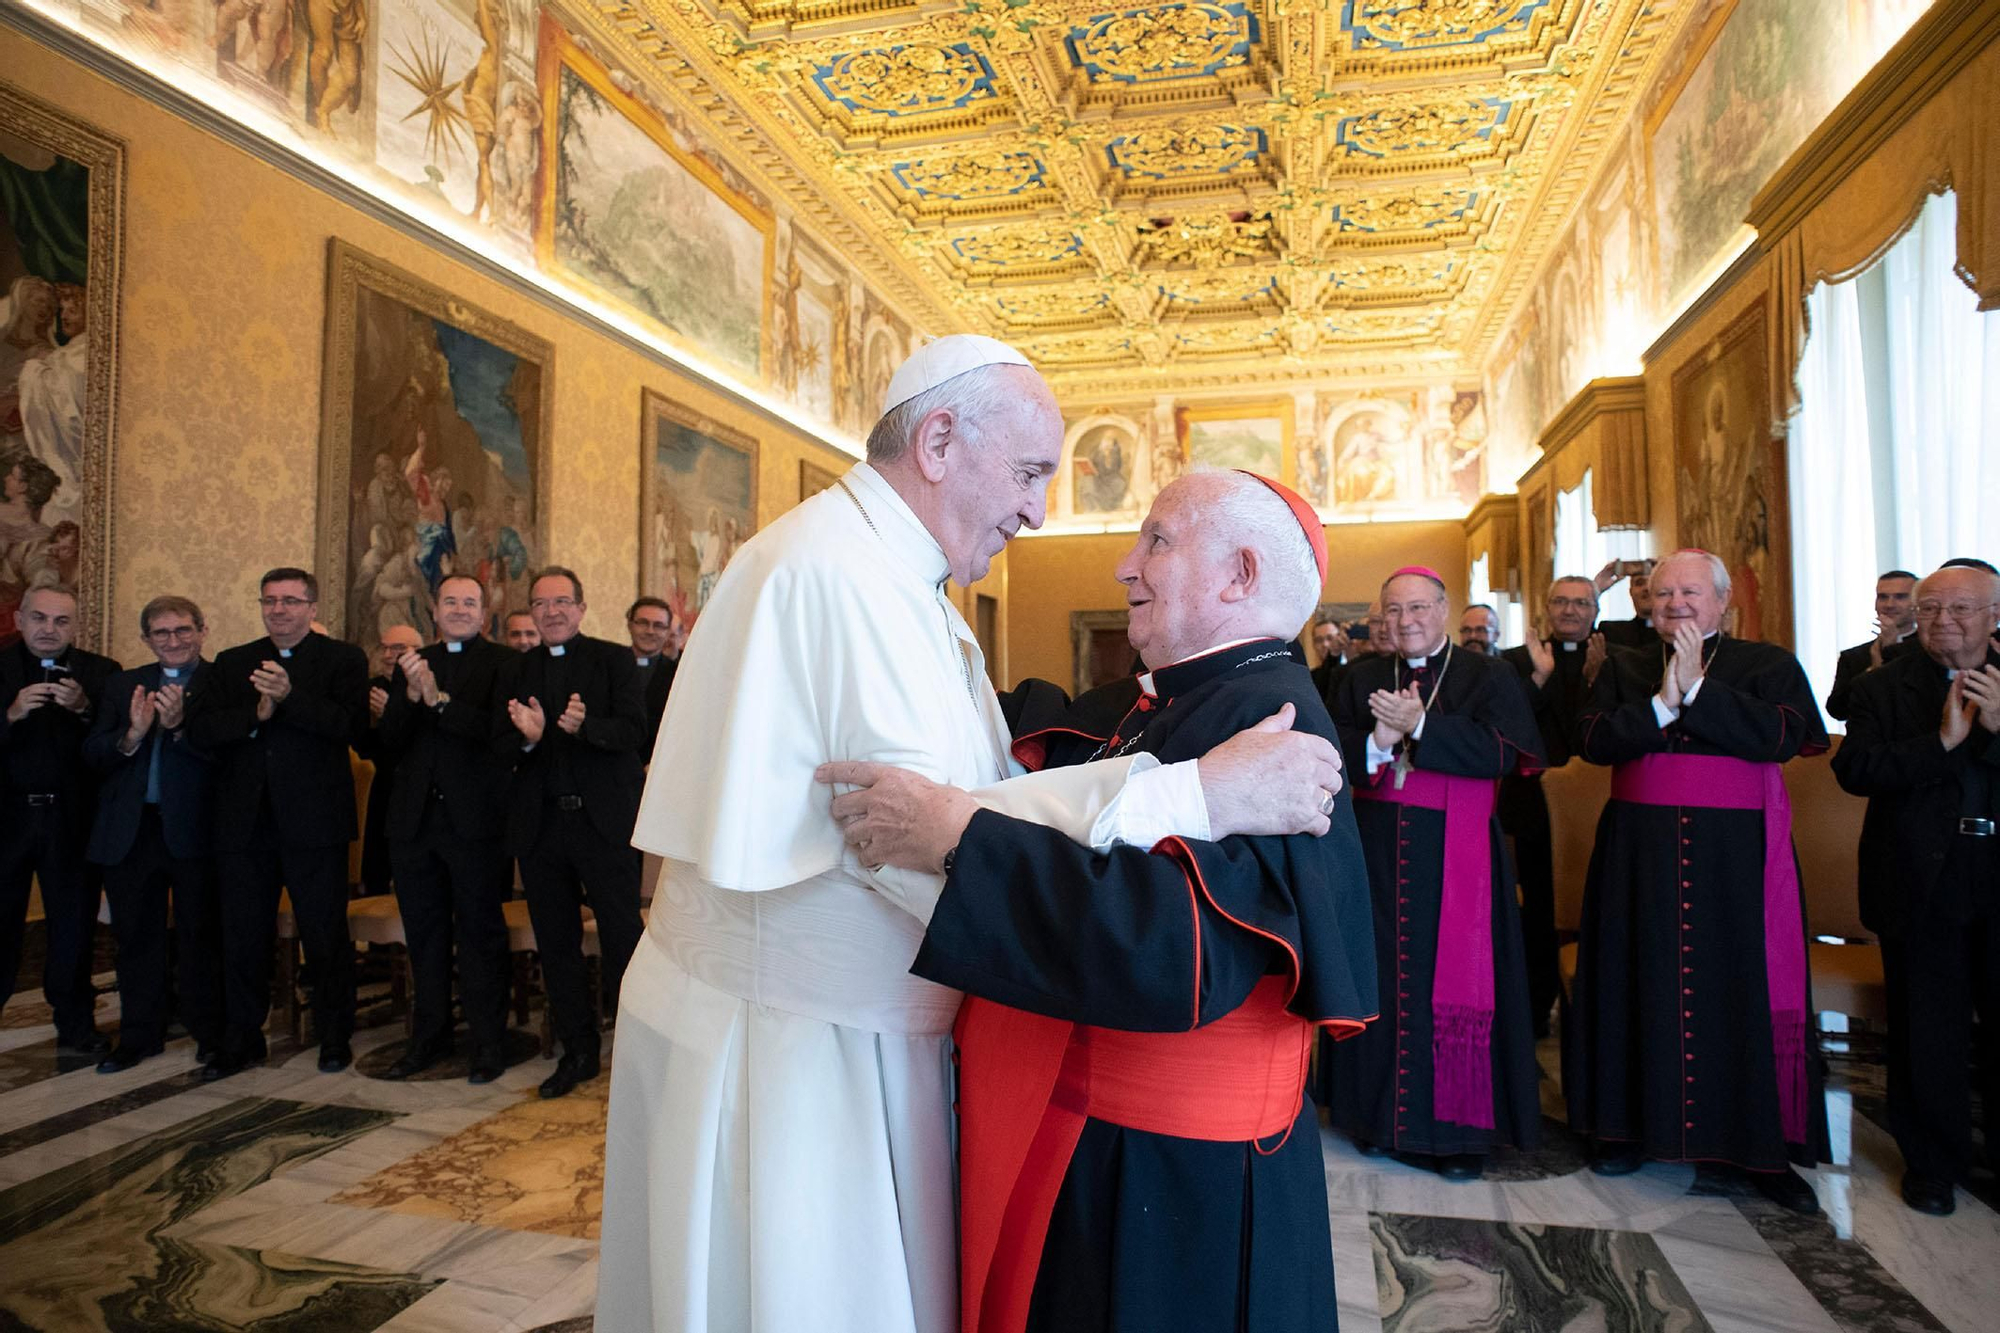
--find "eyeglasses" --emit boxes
[1914,600,1998,620]
[258,596,312,610]
[529,597,579,611]
[1382,600,1442,619]
[146,626,199,641]
[630,619,670,632]
[1548,597,1596,610]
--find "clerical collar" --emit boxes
[1561,640,1581,652]
[548,643,567,657]
[39,656,58,669]
[1137,638,1289,699]
[445,640,464,653]
[278,647,293,658]
[1404,643,1447,668]
[161,665,184,679]
[839,462,952,589]
[634,655,652,667]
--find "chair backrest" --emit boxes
[1786,743,1870,941]
[1541,760,1609,932]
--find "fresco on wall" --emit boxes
[774,226,848,425]
[1308,386,1486,516]
[1672,302,1788,644]
[1176,403,1286,477]
[641,390,756,630]
[540,22,770,383]
[1649,0,1937,310]
[321,241,548,651]
[376,0,536,234]
[0,87,119,649]
[858,292,914,424]
[1062,417,1143,519]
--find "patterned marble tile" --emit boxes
[1370,1211,1712,1332]
[0,1096,437,1330]
[0,1066,206,1159]
[329,1074,609,1239]
[0,1038,99,1092]
[354,1030,544,1082]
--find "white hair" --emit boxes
[1654,549,1730,599]
[1182,468,1322,636]
[864,364,1025,464]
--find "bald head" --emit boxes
[1914,565,2000,670]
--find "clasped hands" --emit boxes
[122,682,186,749]
[816,702,1343,875]
[508,693,587,744]
[1656,623,1706,711]
[1368,684,1423,750]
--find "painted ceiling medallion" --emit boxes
[813,45,997,116]
[893,151,1047,200]
[1107,125,1265,179]
[1067,4,1258,84]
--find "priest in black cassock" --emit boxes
[1324,567,1544,1180]
[1499,575,1609,1036]
[1832,564,2000,1217]
[1565,549,1829,1215]
[824,470,1376,1333]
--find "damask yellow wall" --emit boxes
[1006,521,1468,690]
[3,28,854,664]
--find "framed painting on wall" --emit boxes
[0,85,122,652]
[1071,609,1133,696]
[641,389,757,631]
[317,239,553,652]
[1173,401,1291,482]
[1671,300,1790,647]
[799,458,841,503]
[538,18,774,384]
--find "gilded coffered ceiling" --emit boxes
[564,0,1694,398]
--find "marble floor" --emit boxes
[0,983,1994,1332]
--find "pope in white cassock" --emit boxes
[596,336,1341,1333]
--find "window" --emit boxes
[1466,553,1524,647]
[1552,469,1650,632]
[1788,189,2000,731]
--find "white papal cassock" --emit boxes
[596,463,1204,1333]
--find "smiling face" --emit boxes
[1876,574,1917,633]
[434,575,485,643]
[925,366,1063,585]
[1629,573,1654,618]
[1457,606,1498,653]
[628,604,671,657]
[1914,568,2000,669]
[1311,622,1338,661]
[530,573,584,646]
[144,608,204,670]
[1115,478,1237,670]
[1650,554,1727,638]
[1382,574,1449,659]
[259,577,317,648]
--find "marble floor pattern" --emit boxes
[0,985,1995,1332]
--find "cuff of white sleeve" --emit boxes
[1365,735,1395,774]
[1651,695,1681,728]
[1087,754,1209,849]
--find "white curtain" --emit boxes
[1552,470,1650,631]
[1466,553,1524,648]
[1786,189,2000,732]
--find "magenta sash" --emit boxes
[1610,753,1809,1145]
[1353,768,1496,1129]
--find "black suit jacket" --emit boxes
[493,634,647,853]
[376,636,517,842]
[1596,616,1654,649]
[1831,646,2000,934]
[186,632,370,852]
[1824,635,1916,721]
[84,660,217,863]
[638,654,676,759]
[0,639,122,834]
[1500,639,1593,768]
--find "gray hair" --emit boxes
[1549,574,1599,604]
[1183,469,1322,636]
[864,364,1024,465]
[1653,549,1730,599]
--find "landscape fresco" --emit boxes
[543,25,770,382]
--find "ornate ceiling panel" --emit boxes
[569,0,1698,398]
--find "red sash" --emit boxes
[1351,767,1498,1129]
[1609,752,1810,1144]
[956,978,1311,1333]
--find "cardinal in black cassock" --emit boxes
[873,473,1376,1333]
[1322,567,1545,1176]
[1564,550,1829,1214]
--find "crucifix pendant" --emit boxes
[1392,752,1412,790]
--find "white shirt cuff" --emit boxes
[1086,755,1211,848]
[1651,694,1680,728]
[1365,734,1396,774]
[1682,677,1705,706]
